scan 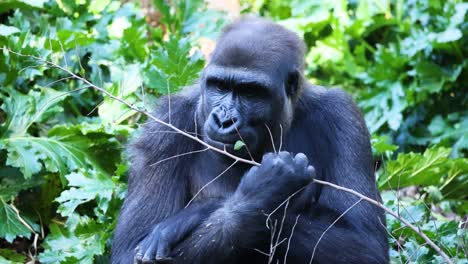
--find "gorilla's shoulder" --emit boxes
[296,85,368,136]
[299,85,363,119]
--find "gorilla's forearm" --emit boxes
[171,194,387,264]
[170,194,270,263]
[171,204,387,264]
[169,191,303,263]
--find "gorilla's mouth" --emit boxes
[203,128,259,157]
[204,133,236,149]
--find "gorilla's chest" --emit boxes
[188,152,249,201]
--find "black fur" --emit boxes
[111,17,389,264]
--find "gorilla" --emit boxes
[111,17,389,264]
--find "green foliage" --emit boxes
[234,140,246,151]
[145,36,205,94]
[0,0,226,262]
[0,0,466,263]
[0,199,33,243]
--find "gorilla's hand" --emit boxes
[134,219,180,264]
[134,201,218,264]
[237,151,315,212]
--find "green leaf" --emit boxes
[55,170,115,216]
[0,0,46,13]
[0,87,66,138]
[2,135,90,180]
[98,64,142,123]
[107,17,131,39]
[0,169,42,201]
[1,122,129,181]
[39,223,104,264]
[234,140,246,151]
[88,0,111,14]
[424,186,443,202]
[435,28,462,43]
[0,25,19,36]
[0,199,31,243]
[144,36,204,94]
[371,135,398,155]
[0,248,26,263]
[379,147,451,188]
[403,240,429,262]
[440,158,468,199]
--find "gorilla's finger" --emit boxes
[278,151,293,163]
[262,152,275,162]
[142,242,157,264]
[294,153,308,167]
[155,240,171,260]
[306,165,316,179]
[249,166,259,174]
[134,252,144,264]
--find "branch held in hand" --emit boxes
[1,48,453,264]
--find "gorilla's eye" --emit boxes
[238,83,269,98]
[240,88,256,98]
[207,78,229,93]
[215,85,229,92]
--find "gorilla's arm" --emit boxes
[111,93,204,264]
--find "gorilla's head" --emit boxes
[199,17,306,159]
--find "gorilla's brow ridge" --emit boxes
[204,65,276,89]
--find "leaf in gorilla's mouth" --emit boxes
[234,140,246,150]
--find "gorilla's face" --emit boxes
[197,21,302,159]
[200,65,293,159]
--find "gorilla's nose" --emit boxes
[209,108,241,134]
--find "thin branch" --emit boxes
[87,99,105,116]
[266,186,307,228]
[185,161,238,208]
[284,214,300,264]
[147,130,198,135]
[379,217,404,264]
[264,124,277,153]
[309,198,363,264]
[3,48,453,264]
[278,124,283,153]
[233,119,254,161]
[150,148,209,167]
[8,201,36,234]
[140,84,147,110]
[44,76,74,87]
[313,179,453,264]
[166,78,172,124]
[269,200,290,262]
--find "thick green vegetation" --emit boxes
[0,0,466,263]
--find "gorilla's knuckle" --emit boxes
[262,152,275,161]
[142,257,154,264]
[135,252,144,260]
[294,152,308,162]
[307,165,316,177]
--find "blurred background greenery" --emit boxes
[0,0,466,263]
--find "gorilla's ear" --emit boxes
[285,68,300,98]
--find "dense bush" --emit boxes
[0,0,466,263]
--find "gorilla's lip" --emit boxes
[204,134,236,149]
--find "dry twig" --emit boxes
[2,47,453,264]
